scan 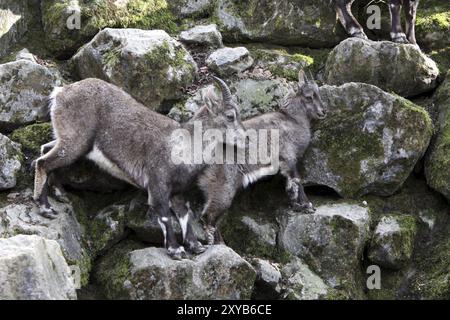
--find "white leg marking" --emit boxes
[158,218,167,248]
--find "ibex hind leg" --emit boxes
[33,139,88,218]
[170,195,206,255]
[281,163,315,214]
[403,0,419,45]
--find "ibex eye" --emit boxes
[226,112,235,121]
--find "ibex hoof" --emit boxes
[38,205,58,220]
[186,241,206,255]
[205,226,216,246]
[391,33,409,44]
[351,31,368,40]
[291,202,316,214]
[167,246,188,260]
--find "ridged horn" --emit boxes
[212,75,232,103]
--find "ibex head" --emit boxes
[193,76,245,145]
[283,70,326,121]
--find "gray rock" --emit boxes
[179,24,223,48]
[324,38,440,97]
[206,47,254,76]
[0,235,77,300]
[0,189,90,286]
[0,59,62,131]
[72,28,197,110]
[15,48,37,63]
[279,203,370,298]
[251,258,282,299]
[301,83,433,198]
[96,244,256,300]
[169,0,213,18]
[0,134,22,190]
[368,215,418,270]
[214,0,345,47]
[280,257,330,300]
[425,77,450,201]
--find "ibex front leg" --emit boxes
[282,164,315,214]
[403,0,419,45]
[390,0,409,43]
[170,194,205,255]
[334,0,368,40]
[150,188,187,260]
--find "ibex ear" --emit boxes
[298,69,307,87]
[202,87,221,115]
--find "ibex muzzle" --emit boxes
[33,76,244,260]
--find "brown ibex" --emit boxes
[334,0,420,45]
[33,77,244,259]
[197,71,327,244]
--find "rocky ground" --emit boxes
[0,0,449,300]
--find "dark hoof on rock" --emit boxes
[291,202,316,214]
[186,241,206,255]
[351,31,368,40]
[38,207,58,219]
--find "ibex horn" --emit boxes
[212,76,232,103]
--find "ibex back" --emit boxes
[198,71,327,245]
[34,77,244,259]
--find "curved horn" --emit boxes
[212,76,232,103]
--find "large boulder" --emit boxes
[95,243,256,299]
[41,0,178,57]
[416,2,450,50]
[0,235,76,300]
[0,0,39,57]
[0,134,22,190]
[0,59,62,132]
[72,28,197,111]
[368,215,418,270]
[301,83,433,198]
[324,38,440,98]
[214,0,345,47]
[278,202,371,298]
[425,76,450,201]
[0,190,91,286]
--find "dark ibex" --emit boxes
[197,71,327,244]
[334,0,420,45]
[33,77,244,259]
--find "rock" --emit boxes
[0,189,91,286]
[280,257,330,300]
[251,258,282,299]
[169,0,213,18]
[0,134,22,190]
[232,78,293,119]
[72,28,197,110]
[324,38,440,98]
[214,0,345,47]
[95,244,256,299]
[416,3,450,50]
[0,235,76,300]
[425,77,450,201]
[41,0,178,57]
[0,59,62,132]
[0,0,39,57]
[278,202,370,298]
[169,77,293,122]
[301,83,433,198]
[15,48,37,63]
[206,47,254,76]
[179,24,223,48]
[368,215,417,270]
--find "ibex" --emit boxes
[197,70,327,244]
[33,77,244,259]
[334,0,419,45]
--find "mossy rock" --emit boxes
[213,0,346,47]
[416,0,450,51]
[9,122,53,156]
[72,28,197,110]
[425,76,450,202]
[325,38,440,98]
[301,83,433,198]
[41,0,179,57]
